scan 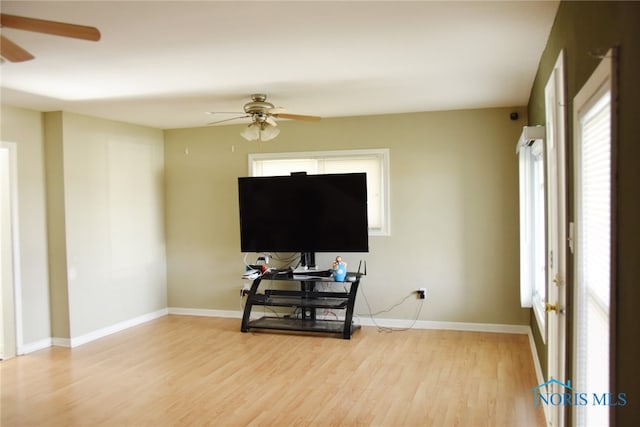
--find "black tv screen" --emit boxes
[238,173,369,253]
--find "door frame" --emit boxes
[571,48,616,427]
[544,50,568,427]
[0,141,23,358]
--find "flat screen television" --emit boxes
[238,173,369,253]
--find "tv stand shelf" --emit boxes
[241,272,362,339]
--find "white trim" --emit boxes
[528,327,551,426]
[528,328,546,386]
[572,49,613,427]
[52,337,71,348]
[248,148,391,236]
[0,141,24,357]
[52,308,168,348]
[36,306,534,348]
[170,307,530,334]
[532,298,547,344]
[356,317,530,334]
[518,145,533,307]
[33,308,535,357]
[519,136,547,342]
[21,337,53,354]
[518,138,546,318]
[168,307,242,318]
[545,50,568,427]
[248,148,389,169]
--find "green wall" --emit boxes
[528,1,640,424]
[164,107,531,326]
[43,111,167,342]
[0,106,51,348]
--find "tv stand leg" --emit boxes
[300,280,316,321]
[241,277,262,332]
[342,279,360,339]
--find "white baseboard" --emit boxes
[36,307,531,351]
[52,308,168,349]
[168,307,530,335]
[168,307,242,318]
[527,327,550,425]
[19,337,53,354]
[354,316,530,334]
[528,327,545,385]
[52,337,71,348]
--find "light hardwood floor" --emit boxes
[1,316,545,426]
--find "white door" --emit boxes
[544,51,568,427]
[573,50,614,427]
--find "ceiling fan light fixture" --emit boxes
[260,124,280,142]
[240,121,280,142]
[219,94,319,141]
[240,123,260,141]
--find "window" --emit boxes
[249,149,390,235]
[518,138,547,338]
[531,141,547,329]
[573,50,613,427]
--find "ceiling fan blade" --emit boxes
[206,111,244,115]
[0,13,101,41]
[207,115,250,126]
[268,107,288,115]
[0,35,35,62]
[273,113,321,122]
[265,116,278,127]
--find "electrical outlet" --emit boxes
[417,288,426,300]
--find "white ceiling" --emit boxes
[1,1,559,129]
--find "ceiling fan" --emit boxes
[208,94,321,141]
[0,13,101,63]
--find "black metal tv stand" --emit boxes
[241,271,362,339]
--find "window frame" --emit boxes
[572,49,614,427]
[530,139,547,339]
[518,136,547,341]
[248,149,390,236]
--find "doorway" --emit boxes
[544,51,568,427]
[0,142,22,359]
[572,49,615,427]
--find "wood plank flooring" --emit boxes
[1,316,545,426]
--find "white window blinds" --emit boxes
[249,149,390,235]
[575,79,612,426]
[517,137,546,328]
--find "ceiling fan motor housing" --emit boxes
[243,94,274,118]
[206,93,319,129]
